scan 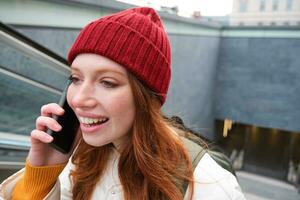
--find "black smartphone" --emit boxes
[47,82,79,154]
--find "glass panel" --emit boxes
[0,148,28,162]
[0,72,60,135]
[0,28,70,137]
[0,34,69,91]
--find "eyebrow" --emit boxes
[71,66,126,77]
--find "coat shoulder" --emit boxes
[192,153,246,200]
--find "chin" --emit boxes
[81,133,110,147]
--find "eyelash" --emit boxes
[68,75,80,84]
[101,80,117,88]
[68,75,117,88]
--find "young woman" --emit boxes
[0,7,245,200]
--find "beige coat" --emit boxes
[0,149,245,200]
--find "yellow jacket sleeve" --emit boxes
[12,161,66,200]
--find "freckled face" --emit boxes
[67,53,135,148]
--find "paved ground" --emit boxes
[236,171,300,200]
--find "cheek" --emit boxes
[109,92,135,125]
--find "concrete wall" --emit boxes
[165,34,220,140]
[215,35,300,133]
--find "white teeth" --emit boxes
[79,117,107,124]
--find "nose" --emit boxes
[69,82,97,109]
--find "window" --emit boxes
[270,21,277,26]
[260,0,266,11]
[286,0,293,11]
[283,21,290,26]
[239,0,248,12]
[238,22,245,26]
[273,0,279,11]
[258,22,263,26]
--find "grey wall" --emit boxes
[165,34,220,140]
[14,27,221,141]
[215,37,300,132]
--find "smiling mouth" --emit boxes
[79,116,109,127]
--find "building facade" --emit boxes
[230,0,300,26]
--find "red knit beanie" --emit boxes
[68,7,171,104]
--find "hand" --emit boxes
[27,103,79,166]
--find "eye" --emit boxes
[68,75,80,84]
[101,80,117,88]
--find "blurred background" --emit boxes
[0,0,300,199]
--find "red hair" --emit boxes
[71,73,194,199]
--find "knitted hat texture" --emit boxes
[68,7,171,104]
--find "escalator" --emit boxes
[0,22,70,181]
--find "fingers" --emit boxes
[31,103,64,145]
[38,103,64,131]
[41,103,64,117]
[36,116,62,132]
[31,129,53,144]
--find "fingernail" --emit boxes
[59,108,65,114]
[46,135,53,142]
[55,124,62,131]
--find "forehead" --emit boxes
[71,53,127,75]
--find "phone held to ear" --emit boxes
[47,82,79,154]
